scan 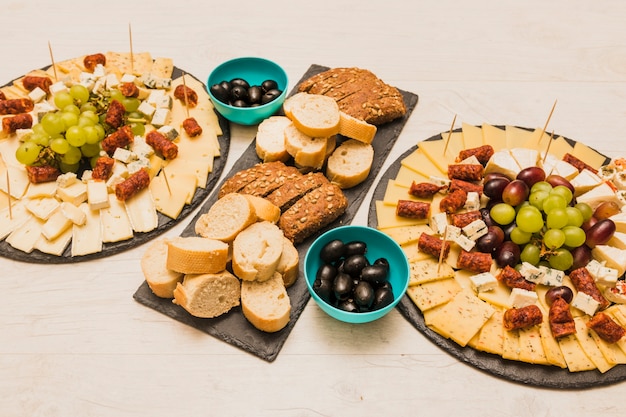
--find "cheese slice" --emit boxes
[150,171,196,219]
[521,128,551,150]
[505,125,533,149]
[502,327,520,361]
[34,226,72,256]
[482,124,507,152]
[576,182,620,210]
[382,179,425,206]
[162,157,210,189]
[25,196,60,220]
[573,316,614,373]
[607,231,626,249]
[551,160,579,180]
[473,309,505,355]
[379,224,431,246]
[558,334,596,372]
[408,258,455,285]
[0,200,30,239]
[518,325,550,365]
[0,163,30,199]
[477,280,513,309]
[406,278,462,311]
[100,194,133,243]
[71,203,102,256]
[484,150,520,180]
[547,136,574,160]
[418,133,465,173]
[5,215,43,253]
[24,181,58,199]
[394,165,429,188]
[570,169,603,196]
[609,212,626,234]
[375,200,427,229]
[41,209,72,240]
[401,148,444,178]
[461,123,484,149]
[124,188,158,233]
[572,141,607,170]
[538,306,568,368]
[591,245,626,276]
[510,147,538,170]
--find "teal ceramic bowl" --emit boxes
[304,225,410,324]
[206,57,288,126]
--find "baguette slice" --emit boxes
[166,236,229,275]
[255,115,291,162]
[195,192,256,242]
[284,121,331,170]
[141,238,183,298]
[241,271,291,332]
[282,92,310,120]
[173,270,241,319]
[232,221,284,281]
[276,236,299,287]
[287,93,340,138]
[325,139,374,189]
[338,111,377,144]
[243,194,280,224]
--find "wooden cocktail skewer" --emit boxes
[542,130,555,164]
[443,114,457,156]
[181,71,190,118]
[537,99,557,144]
[128,23,134,75]
[48,41,58,81]
[1,155,12,220]
[161,166,172,196]
[437,227,449,274]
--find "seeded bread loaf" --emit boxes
[166,236,229,275]
[325,139,374,189]
[297,67,406,125]
[255,116,291,162]
[278,182,348,243]
[241,271,291,332]
[141,238,183,298]
[194,192,256,242]
[239,162,301,198]
[283,121,332,170]
[265,171,328,211]
[232,221,285,281]
[218,161,289,198]
[173,270,241,319]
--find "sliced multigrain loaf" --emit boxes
[325,139,374,189]
[173,270,241,319]
[286,93,341,138]
[166,236,229,275]
[283,121,332,170]
[239,162,301,197]
[276,236,299,287]
[241,271,291,332]
[265,171,328,212]
[218,161,288,198]
[194,192,257,242]
[278,182,348,244]
[338,111,377,144]
[232,221,285,282]
[242,194,281,224]
[141,238,183,298]
[297,67,406,125]
[255,115,291,162]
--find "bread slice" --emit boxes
[241,271,291,332]
[276,236,299,287]
[284,121,332,170]
[325,139,374,189]
[194,192,256,242]
[166,236,229,275]
[240,162,301,197]
[232,221,285,281]
[242,194,280,224]
[282,92,310,120]
[287,93,340,138]
[173,270,241,319]
[338,111,377,144]
[255,115,291,162]
[265,171,328,211]
[218,161,288,198]
[141,238,183,298]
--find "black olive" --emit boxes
[374,257,389,270]
[231,99,248,107]
[248,85,263,104]
[360,264,388,286]
[313,278,334,303]
[342,254,369,278]
[333,272,353,300]
[261,89,282,104]
[320,239,346,263]
[316,263,338,282]
[230,85,249,103]
[230,78,250,89]
[261,79,278,92]
[372,287,394,310]
[338,299,359,313]
[353,281,374,308]
[344,241,367,257]
[210,83,230,104]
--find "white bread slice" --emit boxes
[325,139,374,189]
[255,115,291,162]
[173,270,241,318]
[241,271,291,332]
[282,92,310,120]
[276,236,299,287]
[242,194,280,224]
[194,192,256,242]
[284,121,331,170]
[338,111,377,144]
[287,93,340,138]
[232,221,284,282]
[141,238,183,298]
[166,236,229,275]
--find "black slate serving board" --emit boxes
[368,127,624,388]
[133,64,419,362]
[0,67,230,263]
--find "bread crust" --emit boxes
[141,238,183,298]
[241,271,291,332]
[265,171,328,211]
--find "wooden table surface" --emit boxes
[2,1,626,415]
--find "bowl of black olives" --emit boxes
[207,57,288,125]
[304,225,410,324]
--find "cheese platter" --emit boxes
[368,125,626,388]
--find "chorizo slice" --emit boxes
[549,297,576,339]
[25,165,60,184]
[146,130,178,160]
[569,267,610,310]
[440,188,467,214]
[101,125,134,156]
[115,168,150,201]
[182,117,202,137]
[91,156,116,181]
[418,233,450,260]
[497,265,536,291]
[450,210,482,228]
[83,53,106,72]
[409,181,445,199]
[447,163,484,181]
[587,312,626,343]
[457,250,492,273]
[174,85,198,107]
[0,98,34,115]
[22,75,52,94]
[2,113,33,134]
[503,305,543,331]
[457,144,494,165]
[396,200,430,219]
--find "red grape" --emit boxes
[494,241,521,268]
[516,166,546,188]
[545,286,574,306]
[502,180,530,206]
[483,177,510,201]
[571,245,592,270]
[546,174,575,194]
[593,201,621,221]
[475,225,505,253]
[585,219,616,248]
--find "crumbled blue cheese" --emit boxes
[127,157,150,174]
[519,262,544,283]
[157,125,179,141]
[572,292,600,316]
[462,219,488,241]
[151,108,170,128]
[429,212,448,235]
[470,272,498,293]
[56,172,78,188]
[537,266,564,286]
[464,191,480,211]
[143,73,172,89]
[508,287,538,308]
[112,147,137,164]
[28,87,47,103]
[138,101,156,118]
[429,176,450,188]
[454,234,476,252]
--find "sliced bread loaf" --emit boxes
[241,271,291,332]
[173,270,241,319]
[232,221,285,281]
[255,115,291,162]
[265,171,328,211]
[141,238,183,298]
[284,121,332,170]
[243,194,281,224]
[166,236,229,275]
[194,192,256,242]
[286,93,340,138]
[325,139,374,189]
[276,236,299,287]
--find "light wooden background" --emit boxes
[1,1,626,416]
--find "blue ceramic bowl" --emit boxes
[206,57,288,126]
[304,225,410,324]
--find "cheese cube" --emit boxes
[49,81,68,95]
[56,181,87,206]
[470,272,498,293]
[92,78,106,94]
[536,266,564,286]
[429,176,450,188]
[464,191,480,211]
[460,155,481,165]
[151,108,170,128]
[93,64,106,78]
[596,266,619,287]
[519,262,544,283]
[105,73,120,89]
[127,157,150,175]
[56,172,78,188]
[592,245,626,276]
[585,259,604,279]
[444,225,462,241]
[79,71,97,85]
[112,147,137,164]
[572,292,600,316]
[429,212,448,235]
[147,89,166,104]
[28,87,47,103]
[462,219,488,241]
[87,180,110,210]
[120,73,136,83]
[41,209,72,240]
[157,125,179,141]
[454,234,476,252]
[508,287,538,308]
[60,201,86,226]
[138,101,156,118]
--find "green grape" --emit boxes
[562,226,586,248]
[544,228,566,249]
[94,124,106,140]
[78,115,96,127]
[546,207,568,229]
[83,125,100,144]
[531,181,552,194]
[61,146,82,165]
[60,111,79,130]
[66,126,87,147]
[32,123,47,136]
[122,97,140,113]
[90,155,100,168]
[542,194,567,214]
[548,248,574,271]
[41,112,65,136]
[520,244,541,265]
[130,122,145,136]
[516,206,544,233]
[29,132,50,146]
[109,89,124,103]
[565,206,584,227]
[62,104,81,115]
[510,227,532,245]
[80,110,99,124]
[69,84,90,105]
[53,91,74,110]
[15,141,42,165]
[80,142,100,158]
[575,202,593,221]
[490,203,516,226]
[551,185,573,205]
[80,102,97,113]
[529,190,549,210]
[50,137,70,154]
[59,161,80,173]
